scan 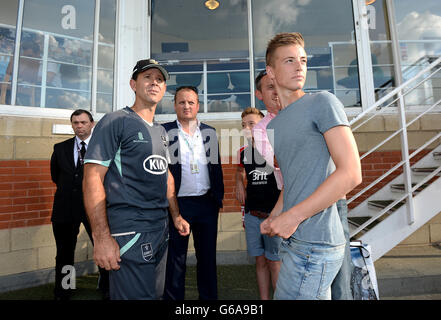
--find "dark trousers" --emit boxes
[331,199,353,300]
[164,194,219,300]
[52,219,109,299]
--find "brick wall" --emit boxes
[0,150,434,230]
[0,160,55,229]
[0,158,243,231]
[219,160,241,213]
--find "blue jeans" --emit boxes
[275,238,345,300]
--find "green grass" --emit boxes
[0,265,260,300]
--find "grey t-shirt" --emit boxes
[267,91,349,246]
[85,107,170,234]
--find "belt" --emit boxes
[248,210,270,219]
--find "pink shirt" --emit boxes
[252,112,283,190]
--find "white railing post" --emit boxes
[91,0,101,116]
[40,33,49,108]
[397,89,415,225]
[388,0,414,224]
[203,60,208,112]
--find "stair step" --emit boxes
[390,183,429,193]
[433,151,441,160]
[348,216,380,229]
[411,167,440,175]
[348,213,387,240]
[368,199,406,211]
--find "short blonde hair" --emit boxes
[266,32,305,66]
[241,107,264,119]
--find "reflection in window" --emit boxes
[151,0,250,113]
[394,0,441,66]
[365,0,395,103]
[97,0,116,113]
[394,0,441,105]
[252,0,359,107]
[0,0,116,113]
[18,0,94,108]
[0,0,19,105]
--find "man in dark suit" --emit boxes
[50,109,109,300]
[163,86,224,300]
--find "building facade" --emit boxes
[1,0,441,290]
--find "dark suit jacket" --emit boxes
[162,120,224,209]
[50,137,86,223]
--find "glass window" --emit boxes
[394,0,441,67]
[394,0,441,105]
[151,0,250,113]
[0,0,116,113]
[252,0,359,107]
[366,0,395,102]
[97,0,116,114]
[18,0,95,109]
[0,0,19,105]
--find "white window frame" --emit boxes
[3,0,436,122]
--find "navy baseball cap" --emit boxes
[131,59,170,81]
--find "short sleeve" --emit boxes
[84,112,122,167]
[313,92,349,134]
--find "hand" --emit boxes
[260,211,300,239]
[260,216,273,236]
[235,182,246,205]
[174,215,190,236]
[93,235,121,271]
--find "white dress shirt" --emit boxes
[176,120,210,197]
[73,135,91,166]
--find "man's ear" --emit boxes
[129,79,136,93]
[255,89,263,101]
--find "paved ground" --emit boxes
[375,244,441,299]
[0,244,440,300]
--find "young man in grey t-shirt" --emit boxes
[260,33,362,300]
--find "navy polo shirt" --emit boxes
[85,107,170,234]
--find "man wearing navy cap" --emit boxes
[83,59,190,300]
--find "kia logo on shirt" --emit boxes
[143,155,168,175]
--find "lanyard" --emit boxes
[178,128,198,158]
[178,128,201,174]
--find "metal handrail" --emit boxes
[349,130,441,207]
[348,55,441,237]
[351,62,441,132]
[349,56,441,127]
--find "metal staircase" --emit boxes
[348,56,441,261]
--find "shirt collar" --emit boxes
[75,135,91,146]
[267,112,277,119]
[176,119,201,135]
